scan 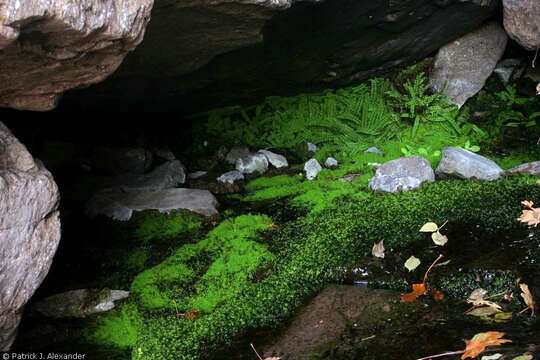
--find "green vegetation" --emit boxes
[91,303,141,349]
[123,177,540,360]
[134,211,203,244]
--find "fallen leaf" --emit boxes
[432,289,445,301]
[432,231,448,246]
[461,332,512,360]
[520,283,536,314]
[372,240,385,259]
[182,309,200,320]
[401,283,426,303]
[493,312,513,323]
[467,289,502,311]
[481,354,503,360]
[404,256,421,272]
[420,222,439,232]
[518,201,540,227]
[512,353,533,360]
[466,306,501,318]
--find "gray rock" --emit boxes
[225,146,251,165]
[369,157,435,193]
[115,160,186,192]
[153,148,176,161]
[235,152,269,174]
[307,142,319,157]
[0,122,61,351]
[0,0,153,111]
[340,173,362,183]
[188,171,208,180]
[263,285,399,360]
[32,289,129,319]
[217,170,245,184]
[304,159,323,181]
[430,22,508,107]
[365,147,385,156]
[436,147,503,181]
[86,188,219,221]
[324,157,338,168]
[506,161,540,176]
[494,59,522,84]
[503,0,540,51]
[93,147,153,175]
[259,150,288,168]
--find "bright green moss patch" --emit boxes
[131,214,274,312]
[130,177,540,360]
[134,211,203,244]
[90,303,141,349]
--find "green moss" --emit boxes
[90,303,141,349]
[131,214,274,312]
[123,249,150,272]
[130,177,540,360]
[134,211,203,244]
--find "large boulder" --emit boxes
[0,123,61,350]
[430,22,508,107]
[86,188,219,221]
[436,147,504,181]
[368,157,435,193]
[0,0,154,111]
[503,0,540,51]
[56,0,499,111]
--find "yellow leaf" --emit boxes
[404,256,421,272]
[512,353,533,360]
[420,222,438,232]
[432,231,448,246]
[461,332,512,359]
[372,240,385,259]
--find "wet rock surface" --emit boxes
[430,22,508,107]
[0,122,61,350]
[368,156,434,193]
[503,0,540,51]
[436,147,504,181]
[0,0,153,111]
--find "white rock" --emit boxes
[304,159,323,180]
[225,146,250,165]
[307,142,319,156]
[324,157,338,168]
[235,153,269,174]
[259,150,288,168]
[217,170,245,184]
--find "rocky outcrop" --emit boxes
[0,0,153,111]
[430,22,508,107]
[56,0,499,111]
[0,123,61,350]
[503,0,540,51]
[369,157,435,193]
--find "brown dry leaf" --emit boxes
[180,309,200,320]
[467,288,502,311]
[401,283,426,303]
[520,283,536,314]
[518,200,540,226]
[372,240,385,259]
[461,332,512,360]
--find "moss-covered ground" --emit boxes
[49,66,540,359]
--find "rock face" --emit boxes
[259,150,288,169]
[430,22,508,107]
[436,147,504,181]
[55,0,498,111]
[32,289,129,319]
[0,123,61,350]
[264,285,398,360]
[369,157,435,193]
[236,152,269,174]
[86,188,219,221]
[0,0,153,111]
[503,0,540,51]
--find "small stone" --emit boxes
[436,147,503,181]
[340,173,362,183]
[307,142,319,157]
[506,161,540,176]
[188,171,208,180]
[217,170,245,184]
[369,157,435,193]
[365,147,385,156]
[304,159,323,180]
[235,153,269,174]
[225,146,250,165]
[259,150,288,168]
[324,157,338,168]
